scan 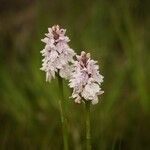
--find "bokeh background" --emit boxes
[0,0,150,149]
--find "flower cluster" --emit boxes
[40,25,104,104]
[69,51,104,104]
[40,25,75,82]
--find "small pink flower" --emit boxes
[69,51,104,104]
[40,25,75,82]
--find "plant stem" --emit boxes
[85,101,91,150]
[57,75,68,150]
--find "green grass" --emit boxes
[0,0,150,149]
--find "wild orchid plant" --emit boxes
[41,25,104,150]
[41,25,75,150]
[69,51,104,150]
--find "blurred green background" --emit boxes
[0,0,150,149]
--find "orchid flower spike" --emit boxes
[40,25,75,82]
[69,51,104,105]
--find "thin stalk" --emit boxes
[85,101,91,150]
[57,75,68,150]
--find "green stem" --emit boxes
[85,101,91,150]
[57,75,68,150]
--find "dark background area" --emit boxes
[0,0,150,149]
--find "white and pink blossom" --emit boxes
[40,25,75,82]
[69,51,104,105]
